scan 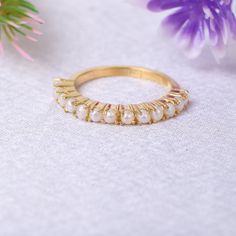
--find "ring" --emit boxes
[53,66,189,125]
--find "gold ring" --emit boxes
[53,66,189,125]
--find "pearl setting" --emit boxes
[90,109,103,122]
[104,109,117,124]
[122,110,135,125]
[54,78,189,125]
[76,105,88,120]
[165,103,176,118]
[65,98,75,113]
[137,110,151,124]
[151,106,164,122]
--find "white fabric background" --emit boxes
[0,1,236,236]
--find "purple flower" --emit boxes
[142,0,236,60]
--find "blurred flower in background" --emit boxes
[0,0,43,61]
[135,0,236,61]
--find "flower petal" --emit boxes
[147,0,186,11]
[12,42,34,61]
[0,41,4,56]
[143,0,236,60]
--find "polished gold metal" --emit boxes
[53,66,189,125]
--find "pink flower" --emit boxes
[0,1,43,61]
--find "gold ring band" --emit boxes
[53,66,189,125]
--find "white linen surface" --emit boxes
[0,1,236,236]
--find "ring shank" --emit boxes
[72,66,180,90]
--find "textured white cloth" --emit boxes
[0,1,236,236]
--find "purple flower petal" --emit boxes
[142,0,236,59]
[148,0,186,11]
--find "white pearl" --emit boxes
[76,105,88,120]
[151,106,163,122]
[104,109,117,124]
[122,110,134,125]
[58,94,66,107]
[176,97,185,112]
[137,110,150,124]
[90,109,102,122]
[165,103,176,118]
[65,99,75,113]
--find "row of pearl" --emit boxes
[56,93,188,125]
